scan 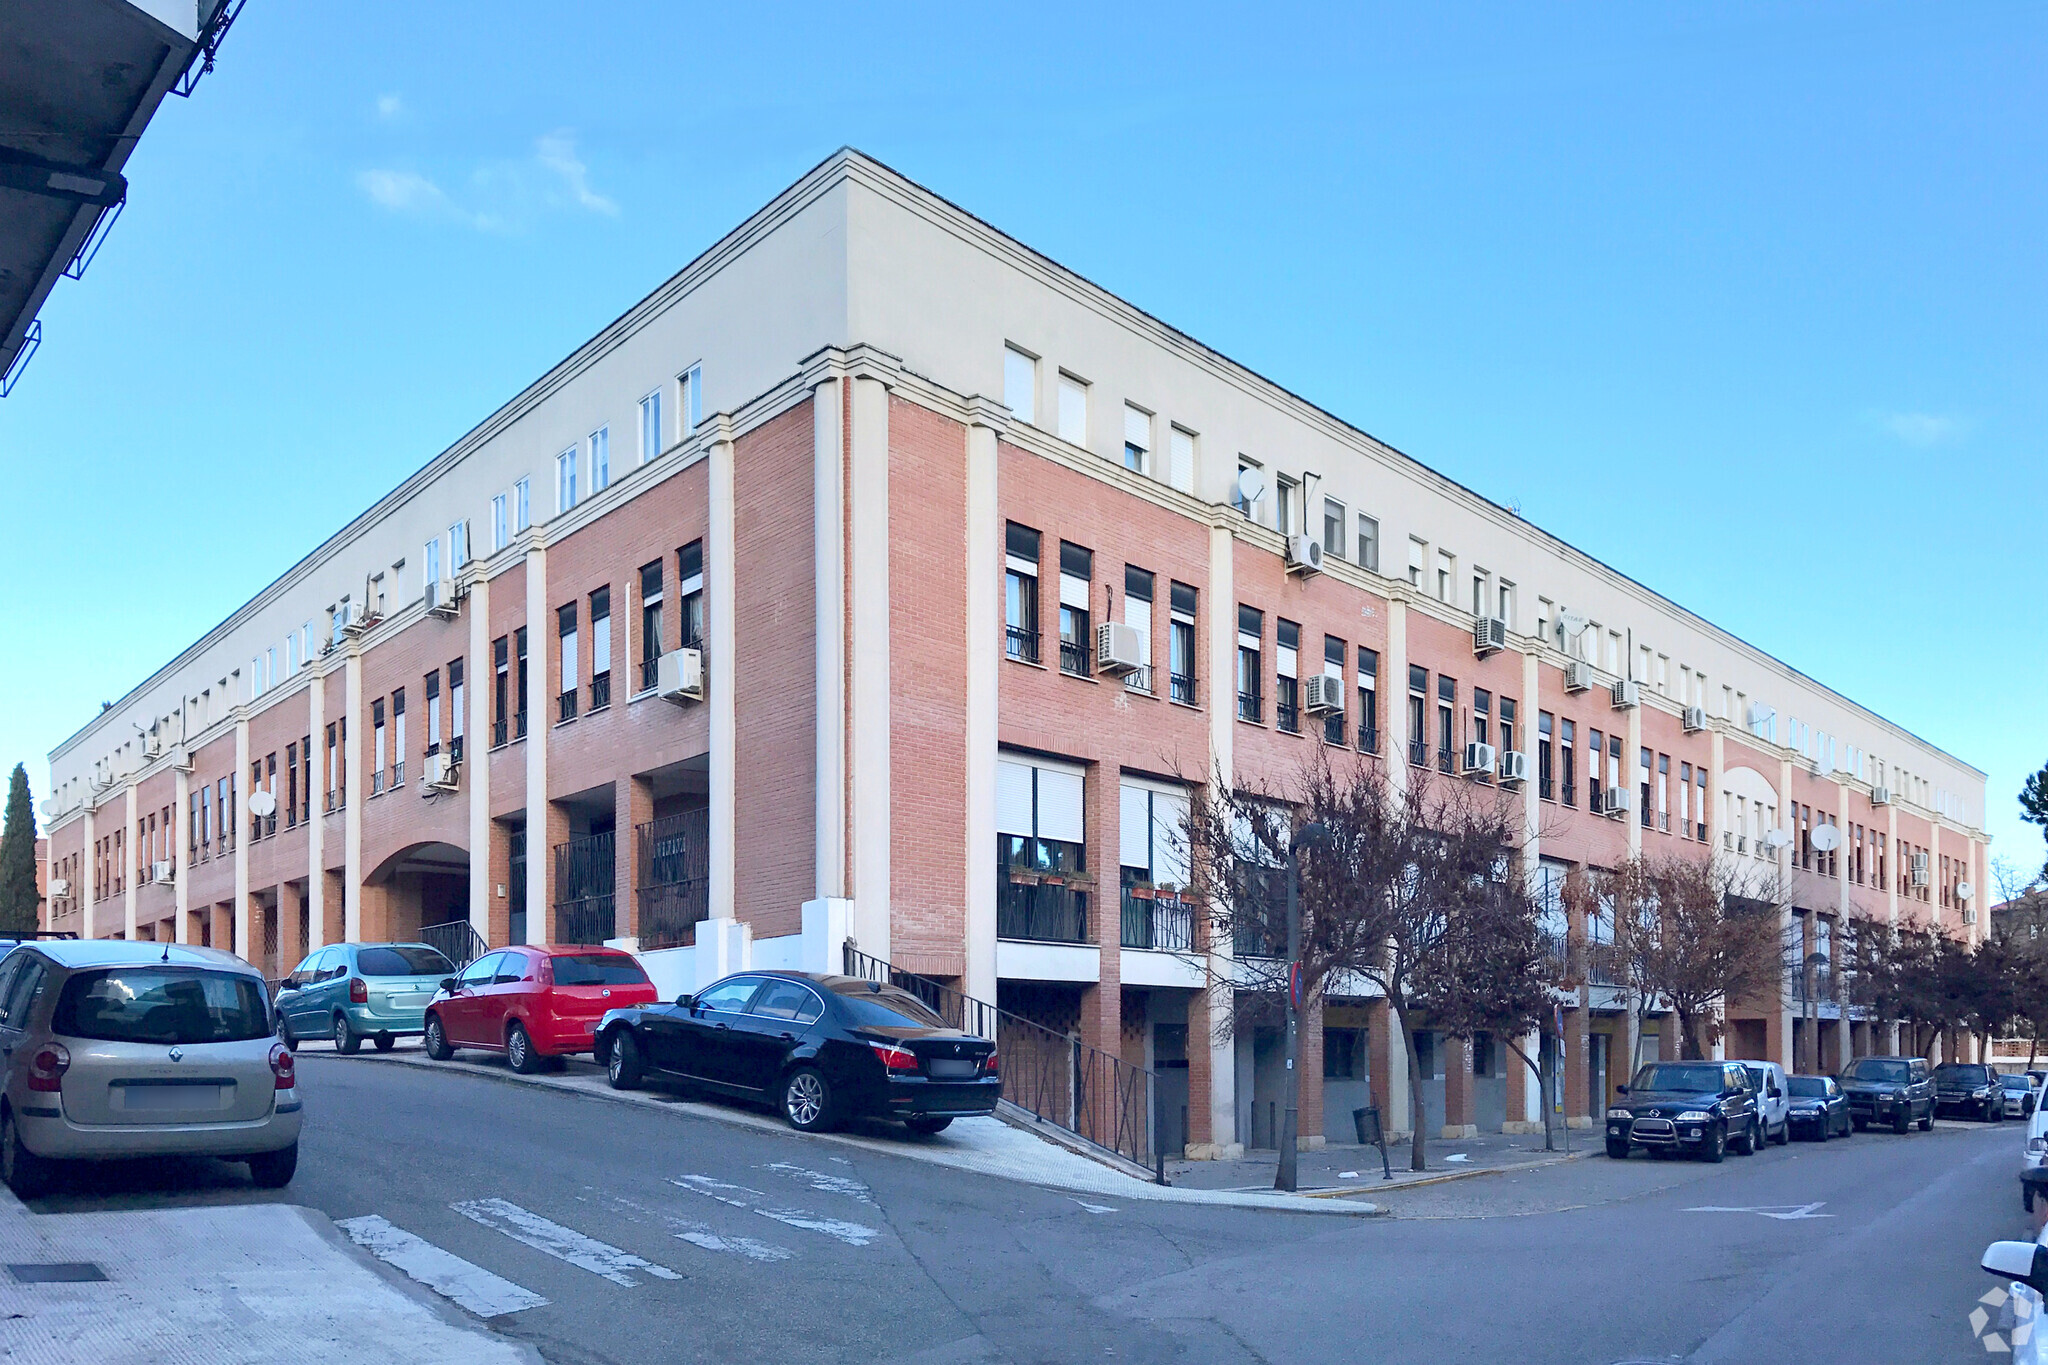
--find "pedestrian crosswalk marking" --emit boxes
[670,1174,882,1246]
[338,1214,549,1318]
[761,1161,875,1205]
[451,1198,685,1286]
[590,1191,797,1264]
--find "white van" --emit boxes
[1739,1061,1791,1146]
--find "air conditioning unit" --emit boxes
[1602,785,1633,817]
[1094,621,1143,676]
[658,647,704,704]
[1682,706,1707,733]
[151,860,175,885]
[141,733,164,760]
[1564,660,1594,693]
[1284,534,1323,575]
[1304,674,1345,715]
[1463,742,1499,776]
[170,745,194,773]
[339,600,370,637]
[1910,853,1930,888]
[1473,616,1508,657]
[422,752,460,792]
[1610,679,1640,710]
[1498,750,1530,786]
[48,878,69,900]
[425,579,460,619]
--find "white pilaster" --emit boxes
[848,376,892,960]
[1625,701,1642,857]
[707,429,738,927]
[1520,647,1540,876]
[123,784,138,940]
[173,766,190,943]
[963,414,1000,1005]
[81,806,95,940]
[1384,597,1409,799]
[466,574,491,944]
[1202,522,1241,1158]
[307,664,325,950]
[524,542,549,944]
[343,652,364,941]
[813,377,846,902]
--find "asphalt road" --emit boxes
[25,1055,2036,1364]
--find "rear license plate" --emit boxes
[120,1085,224,1111]
[927,1059,978,1079]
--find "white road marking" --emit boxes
[670,1175,882,1246]
[592,1192,797,1264]
[1072,1199,1118,1214]
[1443,1154,1471,1164]
[338,1214,549,1318]
[1683,1202,1833,1220]
[451,1198,685,1286]
[762,1161,875,1204]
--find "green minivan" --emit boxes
[276,942,456,1052]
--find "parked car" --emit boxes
[1839,1055,1934,1133]
[1606,1060,1763,1162]
[423,945,657,1072]
[1934,1062,2003,1121]
[596,971,1002,1135]
[276,942,455,1053]
[1738,1061,1792,1145]
[1784,1074,1852,1141]
[2003,1072,2039,1119]
[0,940,300,1197]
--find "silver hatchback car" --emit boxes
[0,940,302,1197]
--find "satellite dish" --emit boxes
[1809,823,1841,853]
[1558,612,1589,637]
[1957,881,1974,902]
[248,789,277,819]
[1235,466,1265,507]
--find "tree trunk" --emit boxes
[1676,1008,1703,1060]
[1504,1035,1553,1152]
[1392,998,1428,1172]
[2027,1037,2037,1073]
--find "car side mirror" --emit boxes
[1614,1084,1628,1095]
[674,993,695,1010]
[1984,1241,2048,1295]
[277,979,298,992]
[439,977,458,994]
[1770,1085,1781,1098]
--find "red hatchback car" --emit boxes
[422,946,658,1072]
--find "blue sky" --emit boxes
[3,3,2042,878]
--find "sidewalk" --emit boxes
[301,1039,1385,1216]
[1167,1127,1589,1196]
[0,1184,534,1363]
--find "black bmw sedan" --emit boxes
[594,971,1001,1134]
[1784,1074,1852,1141]
[1605,1060,1762,1162]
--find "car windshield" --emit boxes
[1847,1059,1909,1083]
[550,954,649,987]
[1786,1077,1829,1098]
[829,982,947,1030]
[1740,1066,1769,1087]
[1632,1064,1724,1094]
[356,946,454,977]
[54,968,271,1045]
[1937,1065,1990,1085]
[2003,1075,2032,1090]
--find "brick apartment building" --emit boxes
[39,150,1989,1156]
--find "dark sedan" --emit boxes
[595,971,1001,1135]
[1606,1061,1763,1163]
[1933,1062,2001,1122]
[1784,1074,1852,1141]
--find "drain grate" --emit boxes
[7,1262,107,1284]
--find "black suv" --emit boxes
[1932,1062,2001,1122]
[1606,1061,1763,1163]
[1839,1055,1934,1133]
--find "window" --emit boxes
[1168,427,1195,492]
[677,540,705,648]
[425,669,441,754]
[639,559,663,691]
[1407,537,1426,588]
[1275,476,1298,536]
[1356,514,1380,573]
[1120,780,1194,950]
[1436,550,1454,604]
[1588,728,1604,812]
[639,388,663,465]
[514,477,531,532]
[1656,753,1670,831]
[589,587,611,710]
[678,365,702,435]
[1322,498,1345,561]
[997,756,1089,944]
[1694,765,1707,839]
[1237,606,1264,723]
[1472,570,1490,619]
[1497,581,1514,627]
[449,658,465,760]
[1057,541,1092,676]
[1357,648,1378,753]
[1003,346,1036,423]
[556,447,578,512]
[372,698,387,795]
[1232,458,1261,518]
[492,493,509,550]
[1407,665,1428,765]
[1436,674,1456,770]
[1323,636,1346,744]
[493,636,511,744]
[323,728,337,809]
[1538,712,1555,800]
[1123,405,1150,473]
[1500,697,1516,764]
[449,519,469,569]
[558,602,579,722]
[1169,580,1197,704]
[1123,565,1153,692]
[392,689,406,787]
[1005,522,1041,664]
[514,627,529,737]
[1057,373,1088,445]
[424,535,442,590]
[590,426,609,493]
[1473,688,1491,750]
[1275,619,1301,734]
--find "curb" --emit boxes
[1288,1148,1591,1199]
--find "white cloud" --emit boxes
[1877,412,1966,447]
[376,92,404,120]
[536,131,618,215]
[356,168,446,213]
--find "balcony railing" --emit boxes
[1238,690,1262,724]
[514,710,529,740]
[1122,665,1152,694]
[558,688,578,723]
[1170,671,1196,705]
[998,870,1089,944]
[1437,747,1455,774]
[1276,700,1300,734]
[1058,637,1089,677]
[640,654,661,692]
[589,671,611,711]
[1006,624,1040,664]
[1120,889,1194,953]
[555,894,616,945]
[1358,725,1379,755]
[492,718,508,748]
[1409,738,1429,766]
[637,808,709,951]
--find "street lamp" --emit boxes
[1277,819,1330,1193]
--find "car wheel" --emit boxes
[1773,1118,1789,1145]
[606,1029,644,1090]
[373,1033,395,1052]
[423,1014,454,1061]
[1918,1110,1932,1132]
[1606,1139,1629,1160]
[334,1014,361,1055]
[1852,1116,1866,1132]
[782,1066,835,1133]
[1701,1124,1725,1163]
[1,1110,52,1199]
[1733,1119,1756,1156]
[905,1116,953,1136]
[507,1022,542,1074]
[275,1012,297,1050]
[1892,1107,1910,1134]
[247,1142,298,1189]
